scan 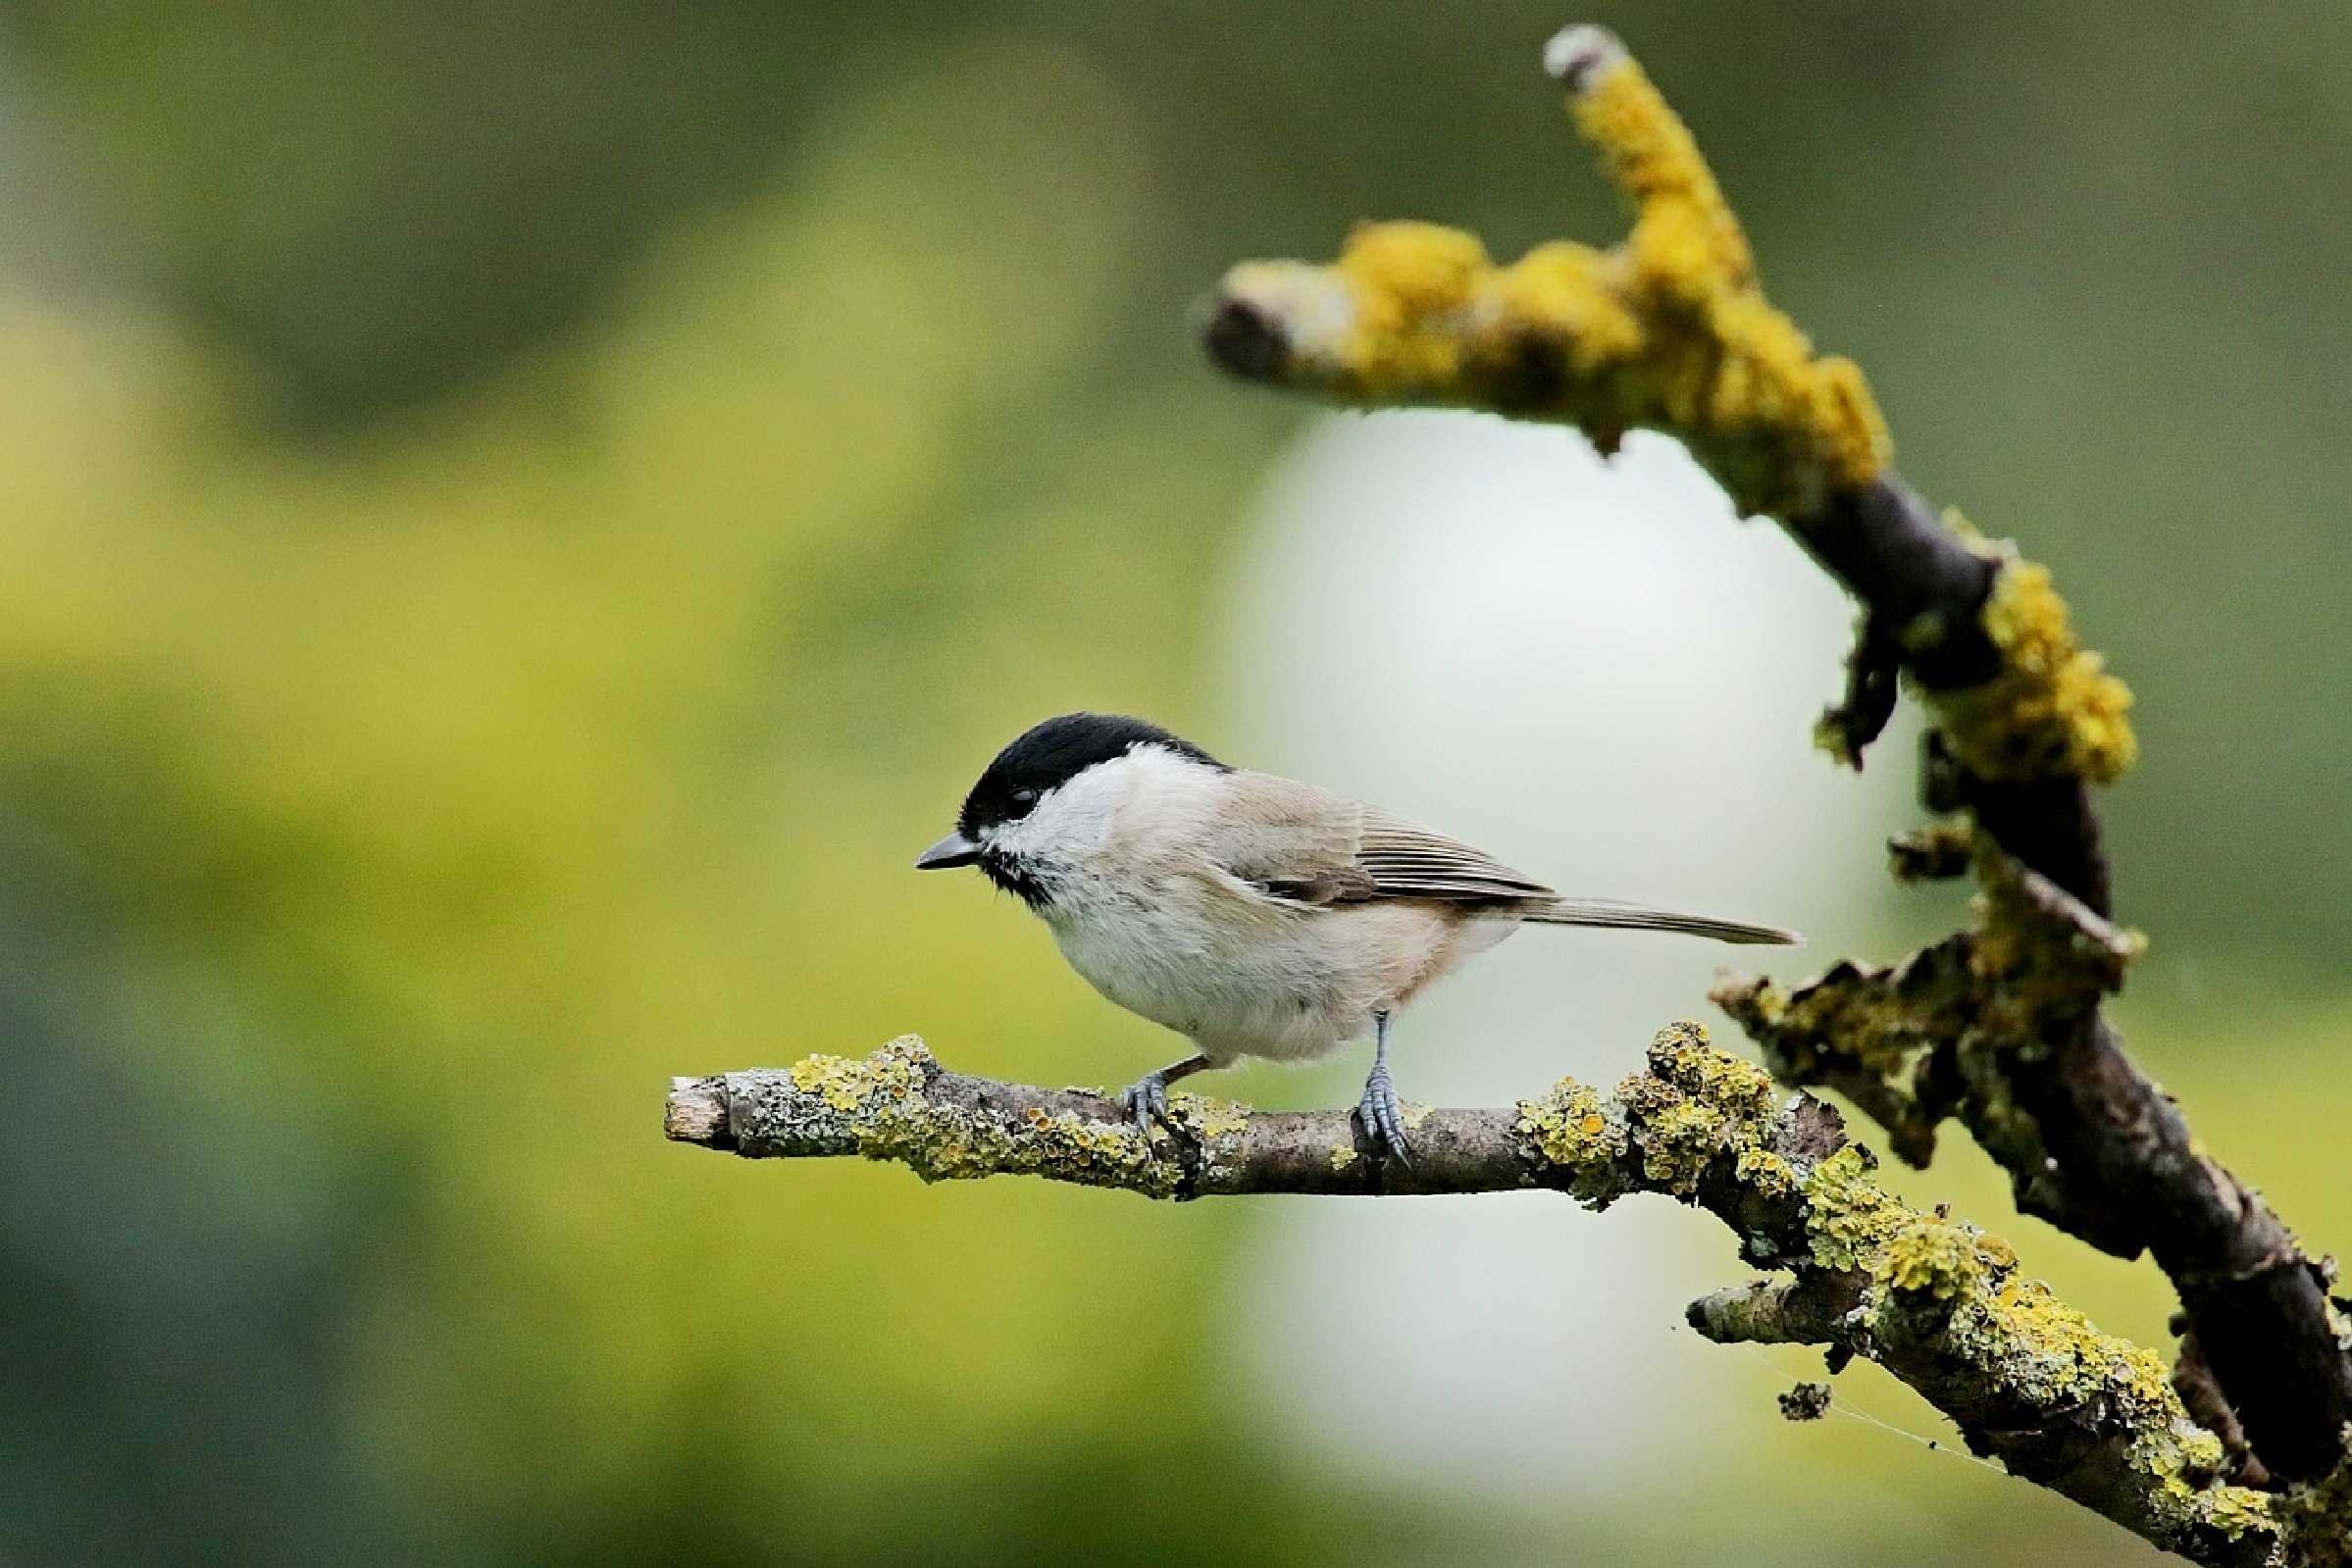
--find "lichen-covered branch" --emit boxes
[667,1025,2283,1565]
[1204,25,1888,523]
[1714,834,2139,1240]
[665,1037,1523,1200]
[1200,26,2130,879]
[1194,20,2352,1500]
[1720,826,2352,1492]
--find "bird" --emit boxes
[915,712,1797,1163]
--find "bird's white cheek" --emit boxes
[991,786,1111,865]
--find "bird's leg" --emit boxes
[1118,1052,1213,1140]
[1355,1010,1412,1166]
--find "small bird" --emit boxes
[916,713,1797,1163]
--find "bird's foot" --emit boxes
[1355,1063,1413,1167]
[1118,1070,1174,1144]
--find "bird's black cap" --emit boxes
[957,712,1225,836]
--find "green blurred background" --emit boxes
[0,2,2345,1562]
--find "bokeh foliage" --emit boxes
[0,3,2345,1562]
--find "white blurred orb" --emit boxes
[1211,410,1910,1500]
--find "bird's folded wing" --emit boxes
[1206,776,1797,942]
[1348,809,1558,902]
[1209,775,1553,906]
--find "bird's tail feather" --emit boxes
[1515,897,1799,946]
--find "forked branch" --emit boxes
[670,21,2352,1561]
[1195,17,2352,1520]
[667,1027,2276,1565]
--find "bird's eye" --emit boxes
[1004,786,1041,820]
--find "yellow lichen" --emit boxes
[773,1040,1179,1198]
[1725,975,1789,1028]
[1881,823,1975,884]
[1966,841,2144,1041]
[1812,714,1863,770]
[1788,1151,2274,1545]
[1926,541,2137,784]
[1639,1097,1725,1195]
[1881,1217,1982,1301]
[1522,1028,2262,1549]
[1572,54,1750,288]
[1977,1276,2178,1411]
[1801,1145,1906,1273]
[1514,1076,1626,1202]
[1646,1021,1776,1126]
[1338,221,1489,320]
[1207,47,1889,521]
[788,1040,928,1112]
[759,1030,2277,1552]
[2188,1480,2275,1544]
[1887,819,1976,884]
[1720,961,1958,1084]
[1326,223,1484,397]
[1734,1145,1796,1199]
[1515,1032,1797,1203]
[1490,240,1644,371]
[1600,1024,1790,1197]
[1168,1092,1250,1142]
[2278,1442,2352,1567]
[865,1100,1175,1197]
[1712,950,1971,1172]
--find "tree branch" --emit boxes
[664,22,2352,1559]
[666,1026,2281,1565]
[666,1038,1528,1199]
[1193,19,2352,1500]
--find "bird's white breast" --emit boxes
[994,748,1494,1063]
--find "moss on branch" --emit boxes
[2278,1446,2352,1567]
[1199,25,2139,806]
[1926,525,2138,785]
[1203,27,1885,522]
[1714,830,2148,1231]
[668,1024,2275,1564]
[1723,816,2352,1492]
[1189,6,2340,1526]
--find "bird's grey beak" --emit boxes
[915,832,983,871]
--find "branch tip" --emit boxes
[664,1075,732,1148]
[1198,292,1286,381]
[1542,24,1627,91]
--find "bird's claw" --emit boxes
[1355,1064,1413,1167]
[1118,1071,1172,1144]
